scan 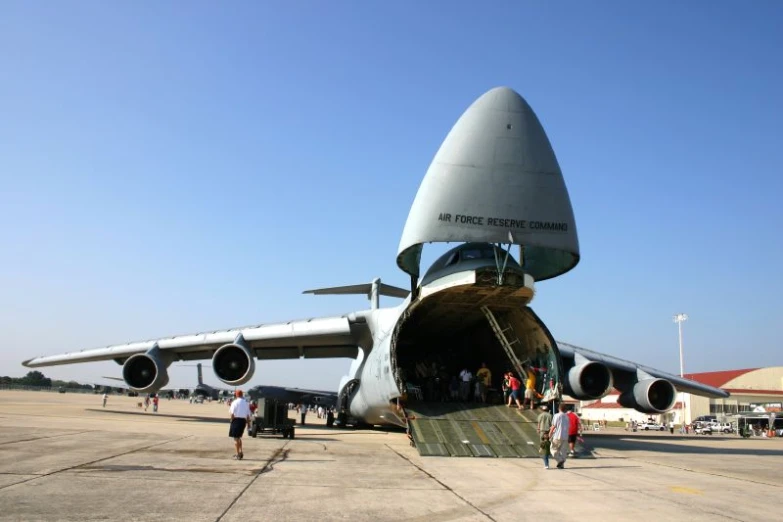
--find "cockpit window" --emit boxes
[421,242,522,283]
[460,247,498,261]
[460,249,484,260]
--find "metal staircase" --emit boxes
[480,306,526,378]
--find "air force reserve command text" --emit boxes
[437,213,569,232]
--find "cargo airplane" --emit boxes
[187,363,336,406]
[23,87,728,430]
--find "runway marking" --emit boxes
[214,442,290,522]
[0,434,192,492]
[565,463,745,521]
[386,444,497,522]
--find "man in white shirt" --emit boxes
[459,368,472,401]
[548,403,571,469]
[229,390,252,460]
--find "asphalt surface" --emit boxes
[0,391,780,521]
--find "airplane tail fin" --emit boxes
[197,363,204,386]
[303,278,408,309]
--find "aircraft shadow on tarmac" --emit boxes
[88,409,229,424]
[86,409,380,440]
[589,434,783,457]
[565,465,644,469]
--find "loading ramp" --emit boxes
[407,402,542,458]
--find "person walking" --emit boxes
[539,433,552,469]
[506,373,523,409]
[502,372,511,405]
[228,390,251,460]
[537,405,553,438]
[102,393,108,408]
[548,403,571,469]
[523,367,537,409]
[476,363,492,404]
[566,408,580,456]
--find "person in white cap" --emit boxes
[537,404,552,438]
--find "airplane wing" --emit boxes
[22,314,364,368]
[557,341,729,398]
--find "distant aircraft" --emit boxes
[23,87,728,430]
[192,363,223,400]
[247,384,337,408]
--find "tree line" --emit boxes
[0,371,94,391]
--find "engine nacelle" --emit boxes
[122,348,170,393]
[565,361,613,400]
[212,335,255,386]
[618,378,677,414]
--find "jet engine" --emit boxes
[617,378,677,414]
[212,336,255,386]
[565,361,613,400]
[122,349,170,393]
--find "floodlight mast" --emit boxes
[673,313,689,429]
[673,313,688,377]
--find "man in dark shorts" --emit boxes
[566,408,581,456]
[229,390,252,460]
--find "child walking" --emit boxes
[539,433,551,469]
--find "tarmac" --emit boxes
[0,390,781,521]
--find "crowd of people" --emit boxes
[403,360,553,408]
[292,403,335,426]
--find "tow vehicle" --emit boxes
[248,398,296,439]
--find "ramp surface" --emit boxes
[407,403,542,458]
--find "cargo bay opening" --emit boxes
[390,245,563,408]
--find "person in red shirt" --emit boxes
[506,372,523,409]
[566,409,581,456]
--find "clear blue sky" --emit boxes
[1,2,781,390]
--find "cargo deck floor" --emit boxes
[406,402,543,458]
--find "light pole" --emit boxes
[673,313,688,377]
[673,313,688,429]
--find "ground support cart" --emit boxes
[248,398,295,439]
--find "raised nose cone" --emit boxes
[397,87,579,281]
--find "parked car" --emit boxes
[639,421,665,431]
[695,422,734,435]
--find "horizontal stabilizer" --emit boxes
[303,283,408,298]
[303,278,409,309]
